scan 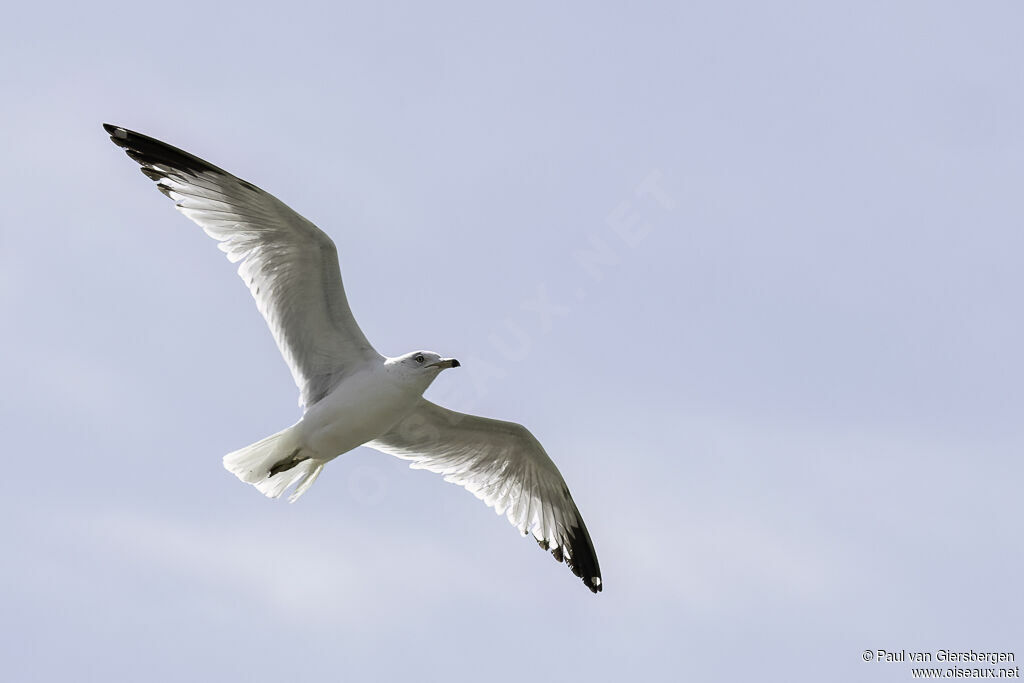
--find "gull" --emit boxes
[103,124,602,593]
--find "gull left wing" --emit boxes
[369,399,602,593]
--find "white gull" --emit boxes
[104,124,602,593]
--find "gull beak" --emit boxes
[428,358,461,369]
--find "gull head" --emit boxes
[388,350,461,384]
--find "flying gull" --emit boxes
[103,124,602,593]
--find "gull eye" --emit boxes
[414,354,424,364]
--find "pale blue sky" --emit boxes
[2,2,1022,681]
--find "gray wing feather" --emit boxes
[369,399,602,593]
[104,124,381,408]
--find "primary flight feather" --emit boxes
[103,123,602,593]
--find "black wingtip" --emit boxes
[102,123,259,193]
[561,518,603,595]
[534,507,602,594]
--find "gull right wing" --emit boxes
[104,124,382,408]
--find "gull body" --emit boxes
[225,351,459,500]
[103,123,602,593]
[299,353,454,461]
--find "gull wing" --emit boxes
[104,124,381,408]
[368,399,602,593]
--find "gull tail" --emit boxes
[223,426,324,503]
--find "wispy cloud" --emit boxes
[57,508,499,628]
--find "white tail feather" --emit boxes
[287,460,324,502]
[223,426,324,502]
